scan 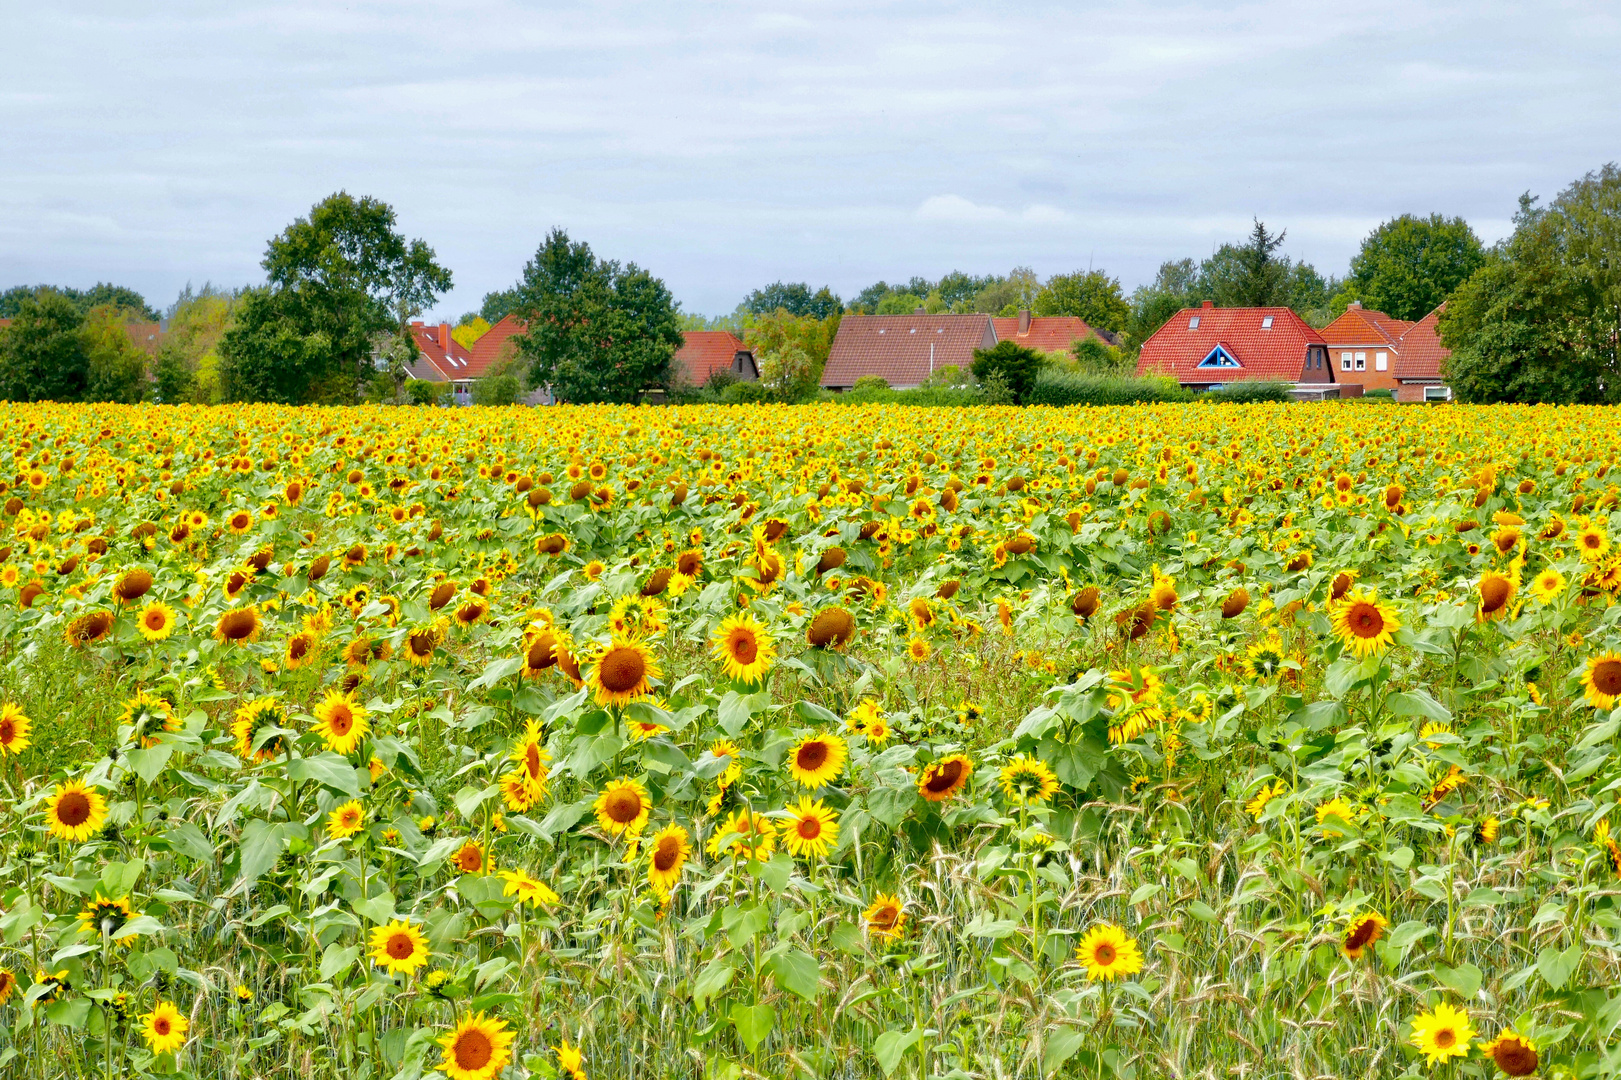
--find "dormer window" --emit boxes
[1261,316,1274,329]
[1196,344,1241,369]
[1188,316,1201,329]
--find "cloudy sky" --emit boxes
[3,1,1617,319]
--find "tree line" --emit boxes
[3,165,1618,405]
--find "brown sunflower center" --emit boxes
[1585,533,1601,548]
[1492,1040,1537,1076]
[653,838,682,872]
[145,610,167,629]
[525,744,542,777]
[1094,943,1116,965]
[0,718,14,742]
[1480,576,1511,613]
[456,846,482,871]
[871,905,898,929]
[219,609,257,640]
[527,635,556,670]
[454,1029,493,1071]
[386,933,415,959]
[56,791,91,827]
[1345,920,1378,951]
[327,707,353,736]
[1434,1029,1456,1049]
[807,608,854,648]
[599,648,646,693]
[1594,660,1621,696]
[1348,604,1383,637]
[925,759,965,793]
[153,1017,171,1036]
[604,789,643,824]
[410,632,435,657]
[727,630,758,666]
[797,816,822,840]
[289,637,309,660]
[796,741,830,772]
[115,569,153,601]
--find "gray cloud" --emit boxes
[1,0,1615,317]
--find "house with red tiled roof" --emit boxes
[990,311,1105,354]
[407,321,478,404]
[467,314,525,379]
[1393,304,1452,402]
[1320,302,1414,393]
[673,331,758,387]
[822,313,996,390]
[1136,302,1337,394]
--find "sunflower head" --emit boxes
[1075,922,1144,982]
[787,732,847,789]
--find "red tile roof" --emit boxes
[409,322,476,381]
[674,331,753,385]
[123,322,163,354]
[466,314,527,378]
[990,315,1099,354]
[822,314,996,389]
[1320,304,1413,348]
[1394,304,1449,381]
[1136,304,1326,384]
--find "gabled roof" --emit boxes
[409,323,476,382]
[674,331,751,385]
[822,314,995,389]
[990,315,1098,353]
[466,314,527,378]
[1320,304,1413,349]
[1394,303,1449,381]
[1136,305,1325,383]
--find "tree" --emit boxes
[154,284,237,403]
[971,267,1041,315]
[219,192,452,402]
[743,282,842,318]
[757,343,818,400]
[1199,220,1291,307]
[478,288,520,324]
[82,305,149,402]
[0,282,157,321]
[970,340,1046,404]
[1441,169,1621,403]
[452,316,491,350]
[1071,334,1131,376]
[0,289,90,402]
[510,228,683,404]
[744,309,841,374]
[1032,270,1130,330]
[1347,213,1485,321]
[471,358,525,406]
[1126,259,1199,350]
[874,291,926,314]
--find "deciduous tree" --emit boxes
[1347,214,1484,322]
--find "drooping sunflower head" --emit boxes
[64,609,115,648]
[214,605,261,644]
[806,605,856,649]
[78,892,135,940]
[1220,586,1250,619]
[1339,911,1387,959]
[1482,1031,1538,1077]
[113,567,154,602]
[405,624,441,667]
[646,822,692,893]
[787,732,847,789]
[284,631,316,669]
[1477,570,1516,621]
[917,753,973,802]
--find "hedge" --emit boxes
[1026,370,1195,406]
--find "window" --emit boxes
[1196,345,1240,369]
[1341,352,1352,371]
[1355,351,1366,371]
[1261,315,1274,329]
[1188,316,1200,329]
[1424,385,1452,402]
[1375,351,1388,371]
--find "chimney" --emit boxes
[1349,300,1362,309]
[914,306,926,315]
[1018,309,1031,335]
[1201,300,1214,309]
[438,322,450,349]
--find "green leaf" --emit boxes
[873,1027,924,1076]
[124,744,175,784]
[1537,943,1582,990]
[1044,1025,1085,1074]
[352,891,396,925]
[794,700,840,726]
[1386,690,1452,723]
[286,753,363,796]
[237,819,286,885]
[44,997,92,1029]
[453,783,499,821]
[768,949,820,1002]
[717,691,756,737]
[692,957,734,1010]
[1388,921,1433,949]
[1186,900,1218,923]
[319,942,360,981]
[536,798,591,843]
[1433,962,1483,999]
[165,823,215,863]
[964,915,1019,939]
[729,1002,775,1054]
[1129,883,1163,904]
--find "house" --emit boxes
[407,321,478,404]
[1319,301,1413,392]
[990,311,1103,354]
[1136,302,1337,394]
[1392,304,1453,402]
[673,331,758,387]
[821,313,996,390]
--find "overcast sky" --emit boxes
[3,1,1617,320]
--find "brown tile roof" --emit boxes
[674,331,754,385]
[1320,305,1413,348]
[466,314,526,378]
[1136,304,1326,384]
[1394,304,1449,381]
[822,314,996,389]
[990,315,1099,354]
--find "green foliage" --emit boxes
[1347,213,1485,321]
[1442,169,1621,404]
[1032,269,1130,331]
[919,363,974,388]
[1198,380,1293,403]
[0,288,90,402]
[717,379,771,404]
[743,282,842,319]
[850,374,890,393]
[471,359,526,406]
[873,291,927,315]
[758,344,819,401]
[744,309,841,375]
[477,287,520,325]
[1070,334,1132,376]
[510,228,683,404]
[155,284,237,404]
[970,340,1047,404]
[152,347,195,405]
[81,305,150,403]
[835,384,983,406]
[1025,369,1194,406]
[0,281,158,321]
[220,191,452,403]
[404,378,450,406]
[1125,259,1200,353]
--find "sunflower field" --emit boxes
[5,401,1621,1080]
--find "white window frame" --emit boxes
[1375,351,1388,372]
[1424,385,1451,402]
[1355,351,1367,371]
[1340,351,1352,371]
[1188,316,1201,329]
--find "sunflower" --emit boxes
[214,605,261,644]
[1410,1002,1475,1066]
[0,968,14,1005]
[1577,523,1609,561]
[1330,589,1399,657]
[1474,816,1500,844]
[1075,923,1144,982]
[646,822,692,894]
[451,840,490,875]
[864,893,907,938]
[1316,796,1359,838]
[707,808,776,861]
[555,1037,587,1080]
[312,691,370,755]
[508,719,552,799]
[404,624,441,667]
[1220,586,1250,619]
[78,892,135,943]
[593,778,651,837]
[917,753,973,802]
[999,754,1059,805]
[498,867,560,908]
[326,800,366,839]
[787,732,847,789]
[712,612,776,683]
[369,919,430,977]
[46,780,108,842]
[1582,652,1621,709]
[588,637,658,707]
[132,600,176,642]
[141,1000,189,1055]
[806,605,856,649]
[0,703,31,756]
[1531,567,1566,603]
[779,797,839,859]
[113,567,154,602]
[1482,1031,1538,1077]
[1340,911,1387,959]
[437,1012,516,1080]
[232,697,289,762]
[1477,570,1516,621]
[1245,778,1286,819]
[284,631,316,669]
[1243,633,1286,680]
[64,609,114,647]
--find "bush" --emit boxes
[851,374,890,392]
[703,369,740,393]
[970,340,1046,404]
[1026,370,1194,406]
[1070,334,1132,376]
[405,379,450,406]
[1358,388,1395,401]
[718,380,771,404]
[835,385,984,407]
[1198,381,1293,404]
[920,364,975,388]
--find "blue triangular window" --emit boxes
[1197,344,1241,369]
